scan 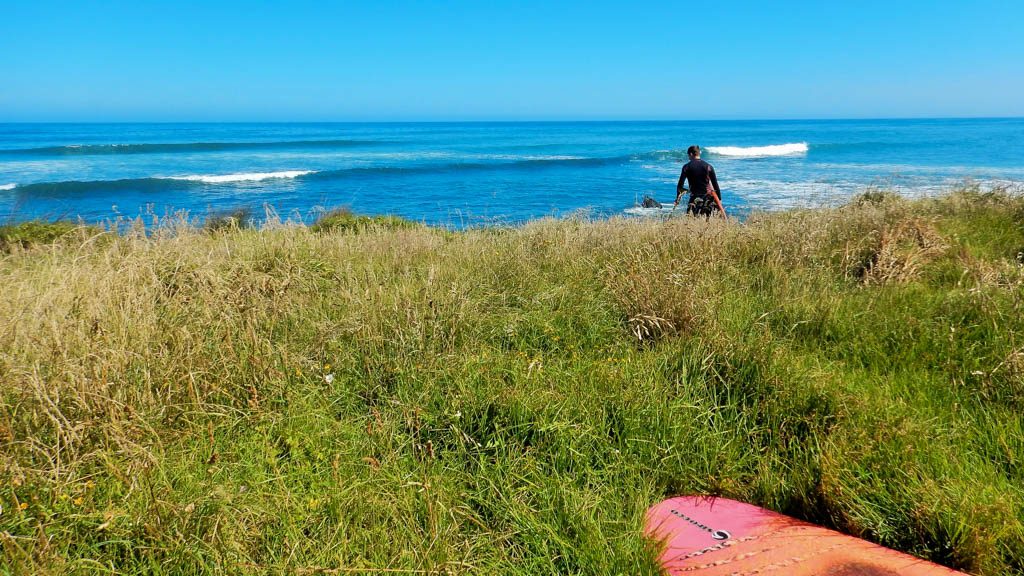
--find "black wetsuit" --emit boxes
[677,158,721,216]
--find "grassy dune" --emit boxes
[1,187,1023,575]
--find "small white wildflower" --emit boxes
[453,411,462,419]
[324,373,335,384]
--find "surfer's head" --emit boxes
[687,145,701,158]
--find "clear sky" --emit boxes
[2,0,1022,121]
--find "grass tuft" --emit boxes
[311,208,420,233]
[0,219,102,252]
[203,207,255,232]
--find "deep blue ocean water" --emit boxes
[2,119,1022,227]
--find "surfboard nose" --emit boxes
[644,496,967,575]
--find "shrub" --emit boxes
[0,220,100,252]
[311,208,419,233]
[203,207,254,232]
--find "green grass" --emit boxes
[0,220,103,252]
[1,187,1023,574]
[311,208,421,233]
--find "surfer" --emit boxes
[674,145,723,217]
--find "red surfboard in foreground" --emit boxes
[645,496,967,575]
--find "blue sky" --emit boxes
[2,0,1022,121]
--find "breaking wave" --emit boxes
[168,170,316,184]
[0,139,391,157]
[705,143,809,158]
[7,155,629,198]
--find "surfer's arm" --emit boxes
[675,166,688,203]
[709,165,720,196]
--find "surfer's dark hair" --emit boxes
[687,145,700,156]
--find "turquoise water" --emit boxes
[1,119,1022,226]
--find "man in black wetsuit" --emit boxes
[675,145,722,217]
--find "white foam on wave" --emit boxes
[488,154,586,161]
[0,183,16,191]
[169,170,315,184]
[706,143,809,158]
[624,205,677,216]
[723,177,1023,211]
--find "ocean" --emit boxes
[1,119,1022,227]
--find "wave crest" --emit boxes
[12,171,317,197]
[168,170,316,184]
[706,143,809,158]
[0,183,16,191]
[0,140,390,157]
[9,157,624,198]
